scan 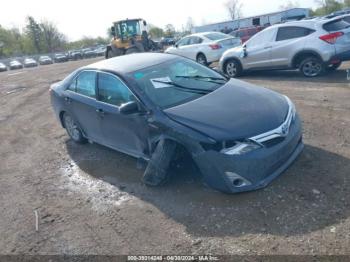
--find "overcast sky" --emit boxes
[1,0,318,41]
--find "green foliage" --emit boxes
[311,0,345,16]
[65,36,108,50]
[149,26,164,39]
[164,24,176,37]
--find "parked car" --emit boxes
[230,26,266,43]
[82,48,97,59]
[50,53,303,193]
[220,17,350,78]
[160,37,176,47]
[0,62,7,72]
[165,32,241,65]
[54,54,68,63]
[9,60,23,70]
[39,56,53,65]
[68,50,83,60]
[93,47,106,57]
[23,58,38,68]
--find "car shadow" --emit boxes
[65,141,350,237]
[239,68,349,84]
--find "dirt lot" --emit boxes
[0,57,350,255]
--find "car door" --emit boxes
[174,37,192,58]
[270,26,314,68]
[64,70,102,142]
[242,27,277,69]
[95,72,149,158]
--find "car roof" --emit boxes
[85,53,178,74]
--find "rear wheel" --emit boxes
[300,57,325,77]
[106,49,114,59]
[224,59,242,78]
[62,113,87,144]
[196,53,208,66]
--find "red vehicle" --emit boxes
[230,26,266,43]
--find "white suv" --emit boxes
[219,16,350,77]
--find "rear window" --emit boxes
[276,27,315,41]
[323,19,350,31]
[204,32,230,40]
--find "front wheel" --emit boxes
[224,59,242,78]
[62,113,87,144]
[300,57,325,77]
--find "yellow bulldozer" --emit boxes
[105,18,158,59]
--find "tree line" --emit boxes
[0,16,108,58]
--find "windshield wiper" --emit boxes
[175,75,227,83]
[152,80,212,94]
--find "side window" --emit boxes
[177,37,190,47]
[98,73,134,107]
[246,28,275,48]
[76,71,96,98]
[188,37,203,45]
[276,27,314,41]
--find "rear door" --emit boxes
[243,27,277,69]
[323,18,350,58]
[64,70,102,142]
[270,26,315,68]
[96,72,149,157]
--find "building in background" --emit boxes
[193,8,311,33]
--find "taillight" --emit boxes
[319,32,344,44]
[209,44,222,50]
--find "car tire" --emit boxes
[224,59,242,78]
[62,113,87,144]
[327,62,342,71]
[300,57,325,77]
[142,139,177,186]
[196,53,208,66]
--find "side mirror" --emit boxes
[175,44,178,48]
[119,101,140,114]
[143,21,147,26]
[242,44,248,58]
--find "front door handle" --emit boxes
[264,46,272,49]
[96,108,105,117]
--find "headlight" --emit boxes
[221,141,261,155]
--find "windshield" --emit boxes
[116,20,141,38]
[129,58,227,109]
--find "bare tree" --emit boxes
[224,0,243,20]
[185,17,195,33]
[40,20,66,52]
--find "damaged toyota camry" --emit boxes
[50,53,304,193]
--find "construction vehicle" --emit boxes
[105,18,158,59]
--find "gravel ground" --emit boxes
[0,57,350,255]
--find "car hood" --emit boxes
[164,79,289,141]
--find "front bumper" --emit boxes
[193,115,304,193]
